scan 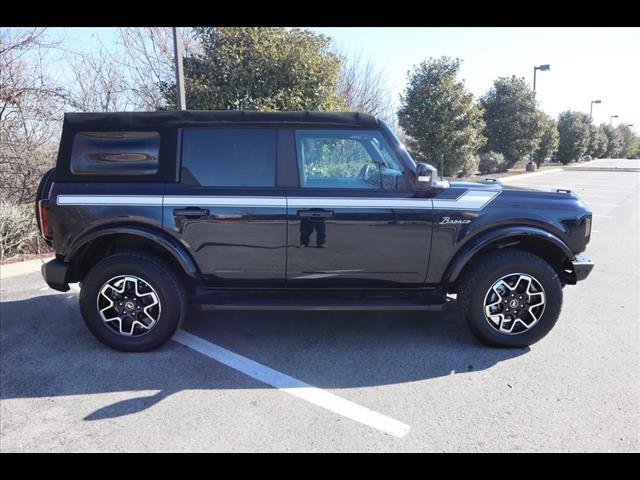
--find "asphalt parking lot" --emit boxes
[1,158,638,452]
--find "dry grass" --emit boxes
[0,199,51,261]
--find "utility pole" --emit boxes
[173,27,186,110]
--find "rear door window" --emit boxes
[181,128,276,187]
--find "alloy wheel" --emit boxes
[96,275,161,337]
[483,273,546,335]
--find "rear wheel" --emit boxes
[79,253,186,352]
[458,249,563,348]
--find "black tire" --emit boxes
[458,249,563,348]
[35,167,56,236]
[79,252,187,352]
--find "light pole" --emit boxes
[610,115,619,126]
[529,64,550,169]
[589,100,601,120]
[533,64,550,92]
[172,27,186,110]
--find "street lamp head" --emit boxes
[592,100,602,104]
[612,115,619,119]
[537,64,551,71]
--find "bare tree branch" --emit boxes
[1,28,66,204]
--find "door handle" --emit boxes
[296,209,335,219]
[173,207,209,218]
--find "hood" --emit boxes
[447,178,564,194]
[447,179,503,190]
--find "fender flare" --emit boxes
[443,225,575,284]
[65,224,200,278]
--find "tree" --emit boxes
[478,151,506,174]
[532,114,559,166]
[64,45,130,112]
[601,124,624,158]
[397,57,486,177]
[480,76,545,170]
[0,28,66,203]
[587,124,608,158]
[115,27,198,111]
[336,50,392,119]
[556,111,591,164]
[162,27,343,111]
[617,125,639,159]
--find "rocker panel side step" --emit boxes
[192,290,448,312]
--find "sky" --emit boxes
[43,27,640,132]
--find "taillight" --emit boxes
[584,216,592,237]
[38,200,49,238]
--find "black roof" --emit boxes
[63,110,379,129]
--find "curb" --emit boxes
[0,257,53,279]
[495,158,622,183]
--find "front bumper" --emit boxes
[572,253,594,281]
[41,258,70,292]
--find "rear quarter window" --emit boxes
[70,131,160,176]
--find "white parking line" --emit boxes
[580,193,628,198]
[173,329,410,438]
[583,202,621,208]
[511,182,637,189]
[570,188,633,193]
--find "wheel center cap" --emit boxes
[509,299,519,308]
[125,301,135,310]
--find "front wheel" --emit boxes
[458,249,563,348]
[79,253,186,352]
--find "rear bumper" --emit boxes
[572,253,594,282]
[41,258,70,292]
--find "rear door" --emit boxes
[285,128,434,287]
[163,127,287,286]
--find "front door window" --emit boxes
[295,129,408,191]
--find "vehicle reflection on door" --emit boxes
[297,208,333,248]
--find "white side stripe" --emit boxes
[56,190,500,211]
[432,190,501,210]
[163,196,286,207]
[173,329,410,437]
[287,197,432,209]
[57,195,163,206]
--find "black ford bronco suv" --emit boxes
[37,111,594,352]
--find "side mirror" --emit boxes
[415,162,437,190]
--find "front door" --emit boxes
[164,127,287,286]
[285,128,433,287]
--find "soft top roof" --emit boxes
[63,110,379,129]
